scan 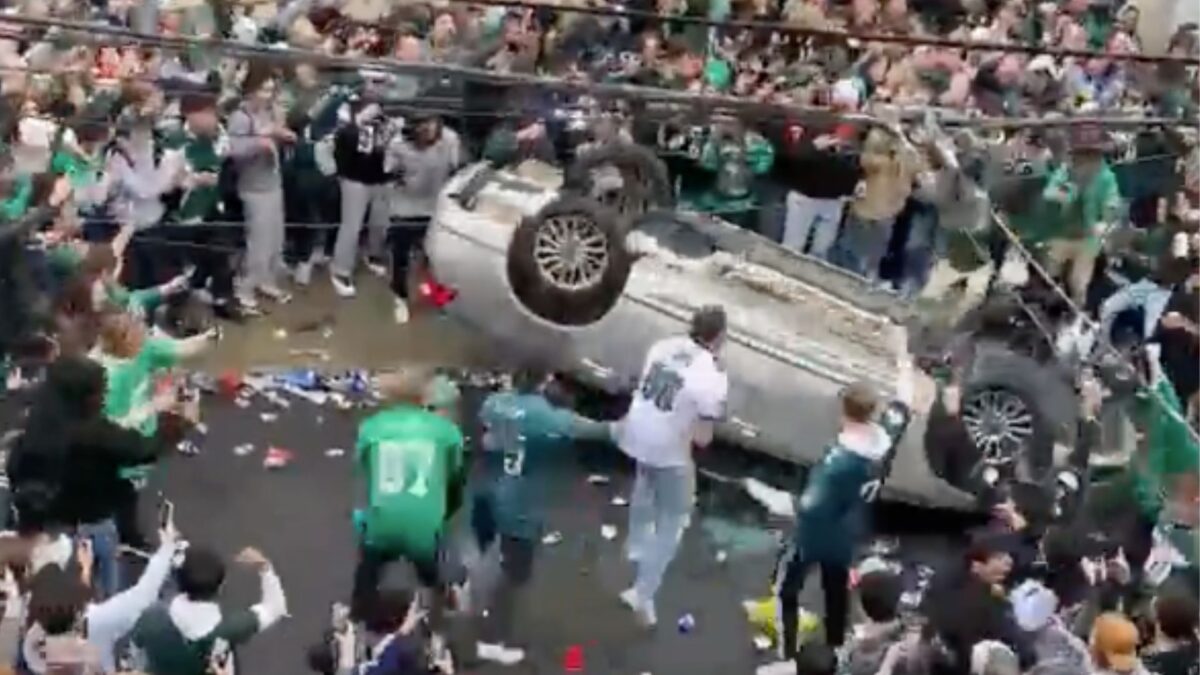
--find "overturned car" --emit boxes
[423,143,1082,510]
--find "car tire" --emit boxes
[563,143,674,224]
[953,345,1077,492]
[506,196,631,327]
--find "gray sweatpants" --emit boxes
[241,188,286,290]
[333,179,392,277]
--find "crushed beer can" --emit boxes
[677,613,696,633]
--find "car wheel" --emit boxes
[563,143,673,225]
[956,348,1076,491]
[506,196,631,326]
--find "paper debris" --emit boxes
[600,524,618,540]
[260,412,278,423]
[742,478,795,518]
[586,474,610,485]
[273,328,288,340]
[611,496,628,506]
[715,550,728,563]
[325,448,346,458]
[542,531,563,545]
[283,386,328,406]
[233,443,254,456]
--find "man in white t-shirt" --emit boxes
[616,306,729,627]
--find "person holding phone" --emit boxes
[21,517,184,673]
[128,545,287,675]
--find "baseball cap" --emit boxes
[1090,612,1140,673]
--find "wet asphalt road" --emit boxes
[2,279,983,674]
[142,387,980,675]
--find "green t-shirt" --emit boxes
[1038,162,1123,245]
[162,128,224,224]
[107,283,163,319]
[1132,378,1200,518]
[95,337,179,438]
[0,174,32,222]
[356,406,465,560]
[131,603,258,675]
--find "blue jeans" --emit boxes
[78,519,121,599]
[626,463,694,604]
[900,206,942,298]
[1100,279,1173,342]
[832,212,895,280]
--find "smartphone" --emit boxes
[158,497,175,531]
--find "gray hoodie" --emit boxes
[838,620,906,675]
[227,105,281,194]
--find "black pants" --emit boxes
[481,535,535,644]
[174,225,239,303]
[351,540,455,624]
[774,545,850,656]
[124,225,238,301]
[390,219,430,299]
[283,170,338,265]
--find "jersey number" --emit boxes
[639,362,684,412]
[376,439,436,497]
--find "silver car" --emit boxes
[424,148,1076,511]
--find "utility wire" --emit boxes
[1,14,1195,130]
[443,0,1200,66]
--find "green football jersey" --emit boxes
[356,406,465,560]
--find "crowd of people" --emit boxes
[0,0,1197,672]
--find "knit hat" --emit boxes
[1090,612,1140,673]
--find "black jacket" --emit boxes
[57,419,166,525]
[767,120,862,200]
[334,118,394,185]
[926,573,1037,673]
[8,357,168,528]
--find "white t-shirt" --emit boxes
[618,336,729,468]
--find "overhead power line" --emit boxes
[446,0,1200,65]
[0,15,1195,130]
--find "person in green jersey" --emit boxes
[350,368,468,626]
[91,310,218,548]
[472,367,612,665]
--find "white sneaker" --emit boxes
[619,588,657,627]
[476,642,525,665]
[293,261,314,286]
[330,272,357,298]
[756,660,797,675]
[394,298,410,324]
[236,291,260,313]
[364,256,388,278]
[257,284,293,303]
